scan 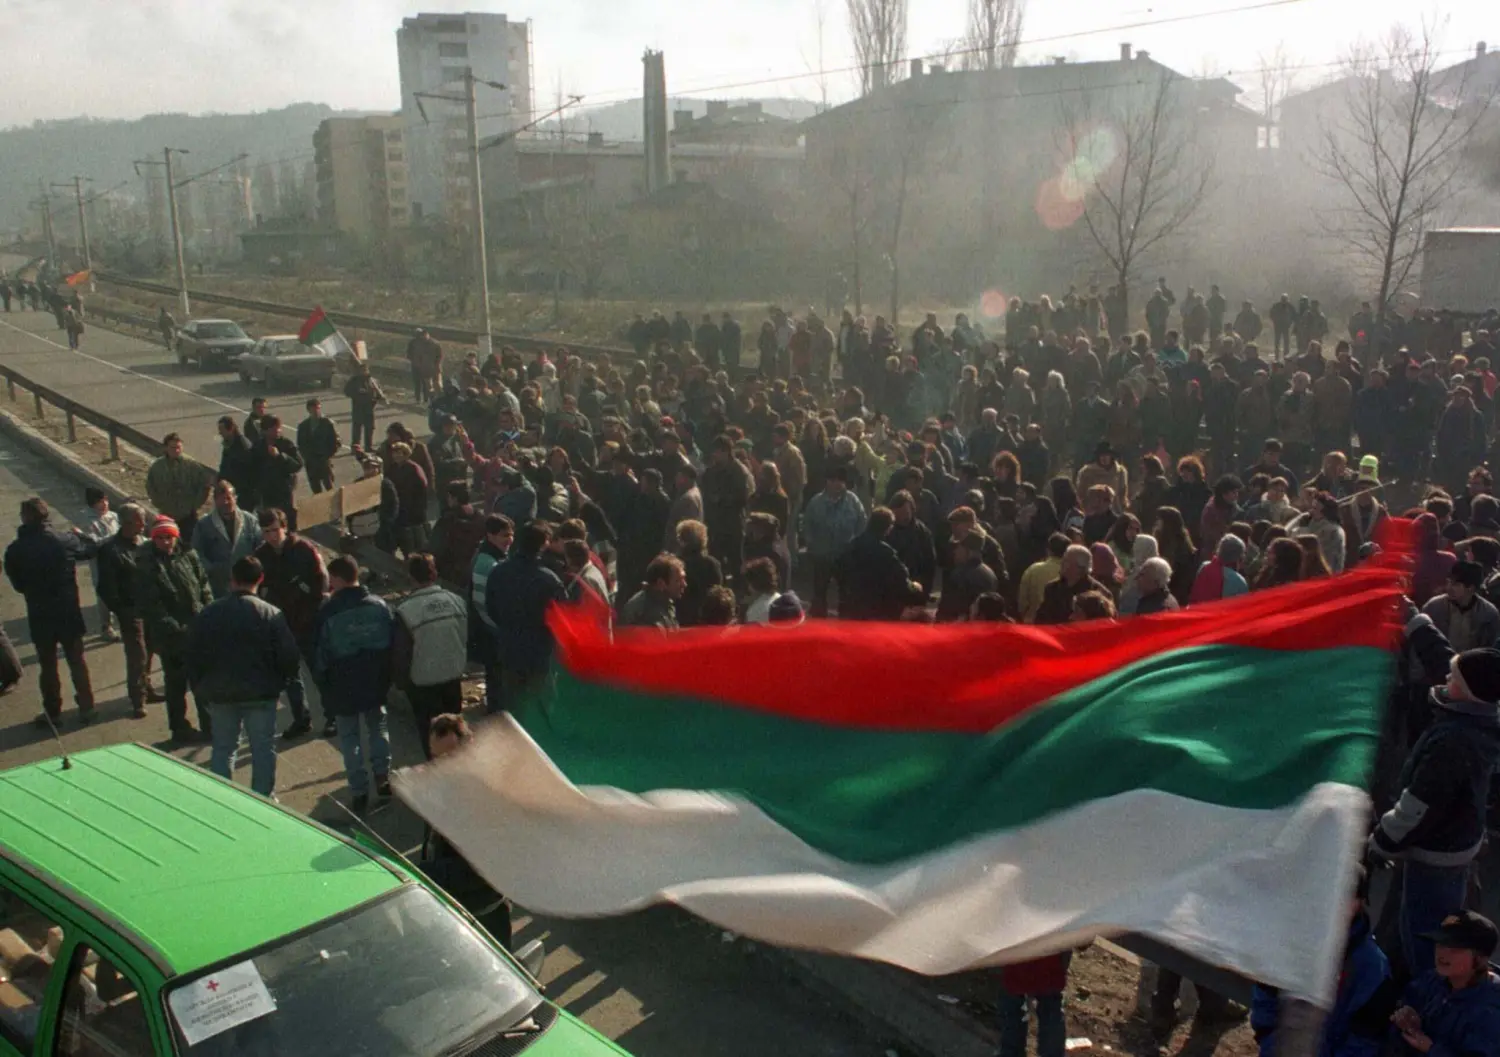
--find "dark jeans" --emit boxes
[1152,968,1235,1020]
[1273,327,1291,360]
[408,679,462,758]
[34,630,94,718]
[1400,860,1470,978]
[352,409,375,450]
[997,992,1064,1057]
[177,512,199,543]
[160,653,208,734]
[411,366,433,403]
[284,641,324,726]
[484,662,503,714]
[116,615,148,707]
[306,461,334,494]
[810,557,836,617]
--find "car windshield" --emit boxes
[166,886,540,1057]
[197,322,246,340]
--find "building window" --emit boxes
[386,130,401,142]
[388,150,405,162]
[439,42,468,58]
[434,18,466,33]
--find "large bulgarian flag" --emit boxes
[298,305,355,361]
[397,556,1406,1003]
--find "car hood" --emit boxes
[205,338,255,348]
[270,353,333,365]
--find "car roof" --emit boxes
[259,335,300,342]
[0,744,403,975]
[188,319,238,326]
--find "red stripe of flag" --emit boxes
[297,306,328,344]
[551,523,1412,735]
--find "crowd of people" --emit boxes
[1,272,1498,1054]
[1,275,87,348]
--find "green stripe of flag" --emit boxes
[523,645,1390,865]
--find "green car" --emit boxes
[0,743,631,1056]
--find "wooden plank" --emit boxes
[339,474,384,516]
[295,487,339,529]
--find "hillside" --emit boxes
[0,103,361,231]
[543,96,820,143]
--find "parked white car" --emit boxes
[238,335,336,390]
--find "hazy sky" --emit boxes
[0,0,1490,128]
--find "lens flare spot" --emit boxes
[980,289,1009,318]
[1035,177,1084,231]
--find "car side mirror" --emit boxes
[514,938,546,979]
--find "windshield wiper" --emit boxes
[435,1002,546,1057]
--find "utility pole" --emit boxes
[37,180,57,266]
[72,176,92,278]
[414,71,507,358]
[464,68,494,358]
[52,177,96,290]
[163,147,190,317]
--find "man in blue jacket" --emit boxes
[1370,636,1500,977]
[1251,865,1394,1057]
[311,556,394,813]
[1390,911,1500,1057]
[484,520,564,714]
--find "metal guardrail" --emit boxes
[0,360,380,529]
[0,361,162,460]
[95,271,629,363]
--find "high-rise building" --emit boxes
[397,11,533,223]
[314,115,411,238]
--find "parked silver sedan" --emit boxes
[238,335,336,390]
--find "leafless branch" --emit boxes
[1311,21,1497,315]
[962,0,1027,71]
[846,0,909,95]
[1055,69,1215,319]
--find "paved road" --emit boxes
[0,299,420,479]
[0,436,884,1056]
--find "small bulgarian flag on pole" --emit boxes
[298,306,356,361]
[398,528,1414,1005]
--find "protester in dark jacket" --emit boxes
[484,522,565,709]
[4,497,96,725]
[296,399,341,493]
[1035,544,1110,624]
[836,508,917,621]
[251,417,305,528]
[187,556,300,797]
[216,416,258,509]
[429,483,488,588]
[937,530,999,621]
[253,507,331,738]
[887,491,938,596]
[135,516,213,742]
[1371,629,1500,977]
[1389,911,1500,1057]
[95,502,151,714]
[312,556,395,811]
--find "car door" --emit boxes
[0,871,166,1057]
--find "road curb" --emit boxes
[0,407,155,513]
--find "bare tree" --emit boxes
[1056,69,1215,324]
[811,113,879,316]
[963,0,1025,70]
[1314,23,1496,331]
[846,0,908,96]
[1256,41,1298,128]
[802,0,833,111]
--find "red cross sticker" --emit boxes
[206,980,220,993]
